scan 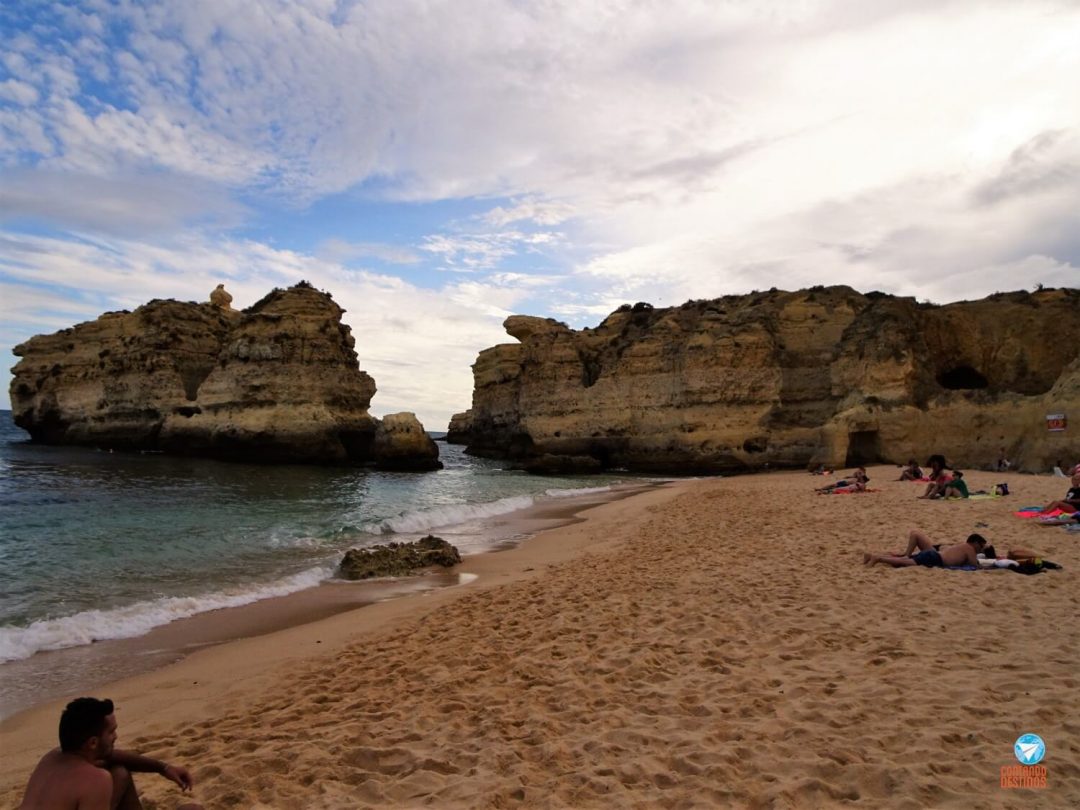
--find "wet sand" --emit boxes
[1,468,1078,808]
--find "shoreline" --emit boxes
[3,467,1077,807]
[0,478,663,722]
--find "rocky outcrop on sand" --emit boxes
[451,287,1080,473]
[10,282,439,468]
[337,535,462,580]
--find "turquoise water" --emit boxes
[0,413,631,663]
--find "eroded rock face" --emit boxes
[373,412,442,471]
[10,283,438,468]
[446,411,472,445]
[454,287,1080,473]
[337,535,462,580]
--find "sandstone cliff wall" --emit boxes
[452,287,1080,473]
[10,283,440,468]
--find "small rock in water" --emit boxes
[337,534,462,580]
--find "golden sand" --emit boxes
[2,467,1078,808]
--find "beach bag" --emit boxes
[1011,559,1044,575]
[995,483,1010,496]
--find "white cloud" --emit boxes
[0,168,246,236]
[2,0,1079,419]
[0,79,38,106]
[420,230,563,271]
[481,199,576,227]
[315,238,421,265]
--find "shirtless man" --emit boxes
[863,530,986,568]
[19,697,202,810]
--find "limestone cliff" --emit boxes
[10,282,439,468]
[451,287,1080,473]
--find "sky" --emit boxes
[2,0,1079,428]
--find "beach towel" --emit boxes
[1010,507,1062,520]
[1036,515,1077,526]
[831,487,881,494]
[1015,508,1065,518]
[944,565,980,571]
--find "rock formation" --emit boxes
[209,283,233,309]
[337,535,462,580]
[450,287,1080,474]
[373,412,442,471]
[10,282,440,468]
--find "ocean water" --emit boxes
[0,413,633,665]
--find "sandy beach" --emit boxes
[2,467,1078,808]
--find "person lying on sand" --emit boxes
[980,545,1040,562]
[1039,473,1080,514]
[19,697,202,810]
[863,530,986,568]
[815,466,867,493]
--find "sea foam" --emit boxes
[0,565,333,663]
[0,483,618,662]
[363,485,614,535]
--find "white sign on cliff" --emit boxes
[1046,413,1067,432]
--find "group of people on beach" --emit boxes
[15,455,1080,809]
[915,454,972,499]
[859,454,1080,570]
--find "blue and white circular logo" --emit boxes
[1014,733,1046,765]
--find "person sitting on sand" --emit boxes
[995,447,1011,472]
[917,454,952,499]
[815,466,868,493]
[898,459,923,481]
[1039,473,1080,514]
[19,697,202,810]
[942,470,969,499]
[863,530,986,568]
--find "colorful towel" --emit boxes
[1015,509,1065,518]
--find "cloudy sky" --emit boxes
[2,1,1078,427]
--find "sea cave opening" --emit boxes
[937,365,989,390]
[845,430,882,466]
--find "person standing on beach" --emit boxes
[995,447,1011,471]
[18,697,203,810]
